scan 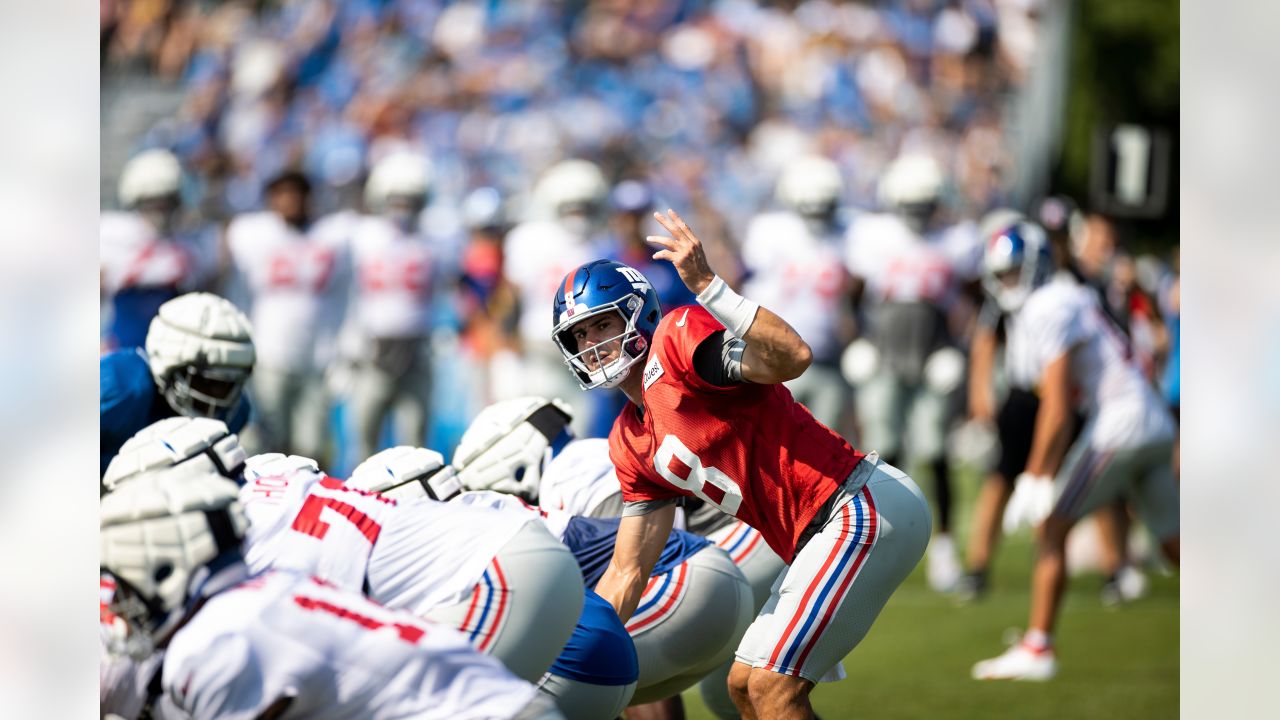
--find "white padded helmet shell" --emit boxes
[100,469,247,653]
[348,446,458,502]
[144,292,255,417]
[453,397,574,500]
[119,149,182,207]
[103,417,247,493]
[364,152,433,210]
[878,153,945,209]
[534,160,608,215]
[776,155,844,215]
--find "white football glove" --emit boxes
[1002,473,1056,534]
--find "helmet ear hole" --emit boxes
[646,309,658,324]
[152,561,174,585]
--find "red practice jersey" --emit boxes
[608,305,864,564]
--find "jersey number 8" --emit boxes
[654,435,743,516]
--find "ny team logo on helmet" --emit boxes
[982,220,1053,313]
[552,260,662,390]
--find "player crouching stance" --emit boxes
[104,416,583,685]
[553,210,932,720]
[100,466,561,718]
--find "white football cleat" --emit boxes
[927,533,963,593]
[971,641,1058,681]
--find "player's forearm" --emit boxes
[969,328,997,420]
[1024,392,1070,477]
[697,275,812,383]
[595,563,650,623]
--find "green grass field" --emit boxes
[679,470,1180,719]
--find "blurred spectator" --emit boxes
[103,0,1062,454]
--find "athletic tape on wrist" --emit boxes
[696,275,759,338]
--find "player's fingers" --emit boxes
[667,209,698,245]
[645,235,676,250]
[652,211,683,243]
[652,249,674,262]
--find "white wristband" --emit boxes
[696,275,759,338]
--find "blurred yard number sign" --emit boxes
[1091,124,1170,218]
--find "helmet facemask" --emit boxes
[553,298,649,390]
[164,364,249,418]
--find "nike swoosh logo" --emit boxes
[676,309,689,327]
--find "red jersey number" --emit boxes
[290,494,382,545]
[653,435,743,516]
[291,593,426,644]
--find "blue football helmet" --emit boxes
[552,260,662,390]
[983,220,1054,312]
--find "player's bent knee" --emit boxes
[727,663,752,705]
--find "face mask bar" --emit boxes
[165,365,248,418]
[554,303,645,390]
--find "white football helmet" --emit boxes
[534,159,608,234]
[453,397,574,501]
[145,292,255,418]
[776,155,844,218]
[348,446,460,502]
[878,153,945,231]
[118,149,182,208]
[100,469,248,659]
[103,417,247,493]
[365,152,433,214]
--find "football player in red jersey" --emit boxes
[552,210,932,720]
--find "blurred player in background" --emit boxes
[504,159,612,435]
[100,467,560,719]
[971,223,1179,681]
[99,291,254,479]
[100,148,219,351]
[226,169,352,464]
[742,155,857,434]
[560,212,930,720]
[347,152,441,460]
[843,153,980,594]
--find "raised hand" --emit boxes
[647,209,716,295]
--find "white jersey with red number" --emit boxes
[162,570,537,720]
[453,490,573,541]
[239,461,537,613]
[225,211,353,371]
[843,213,960,307]
[741,211,849,362]
[100,211,216,295]
[503,220,597,345]
[1007,275,1175,449]
[349,215,437,339]
[538,438,624,516]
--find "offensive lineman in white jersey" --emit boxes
[741,155,856,432]
[103,417,584,683]
[842,153,979,593]
[101,149,219,351]
[225,169,354,463]
[970,223,1179,681]
[100,463,561,719]
[347,152,441,460]
[452,397,787,719]
[502,160,611,434]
